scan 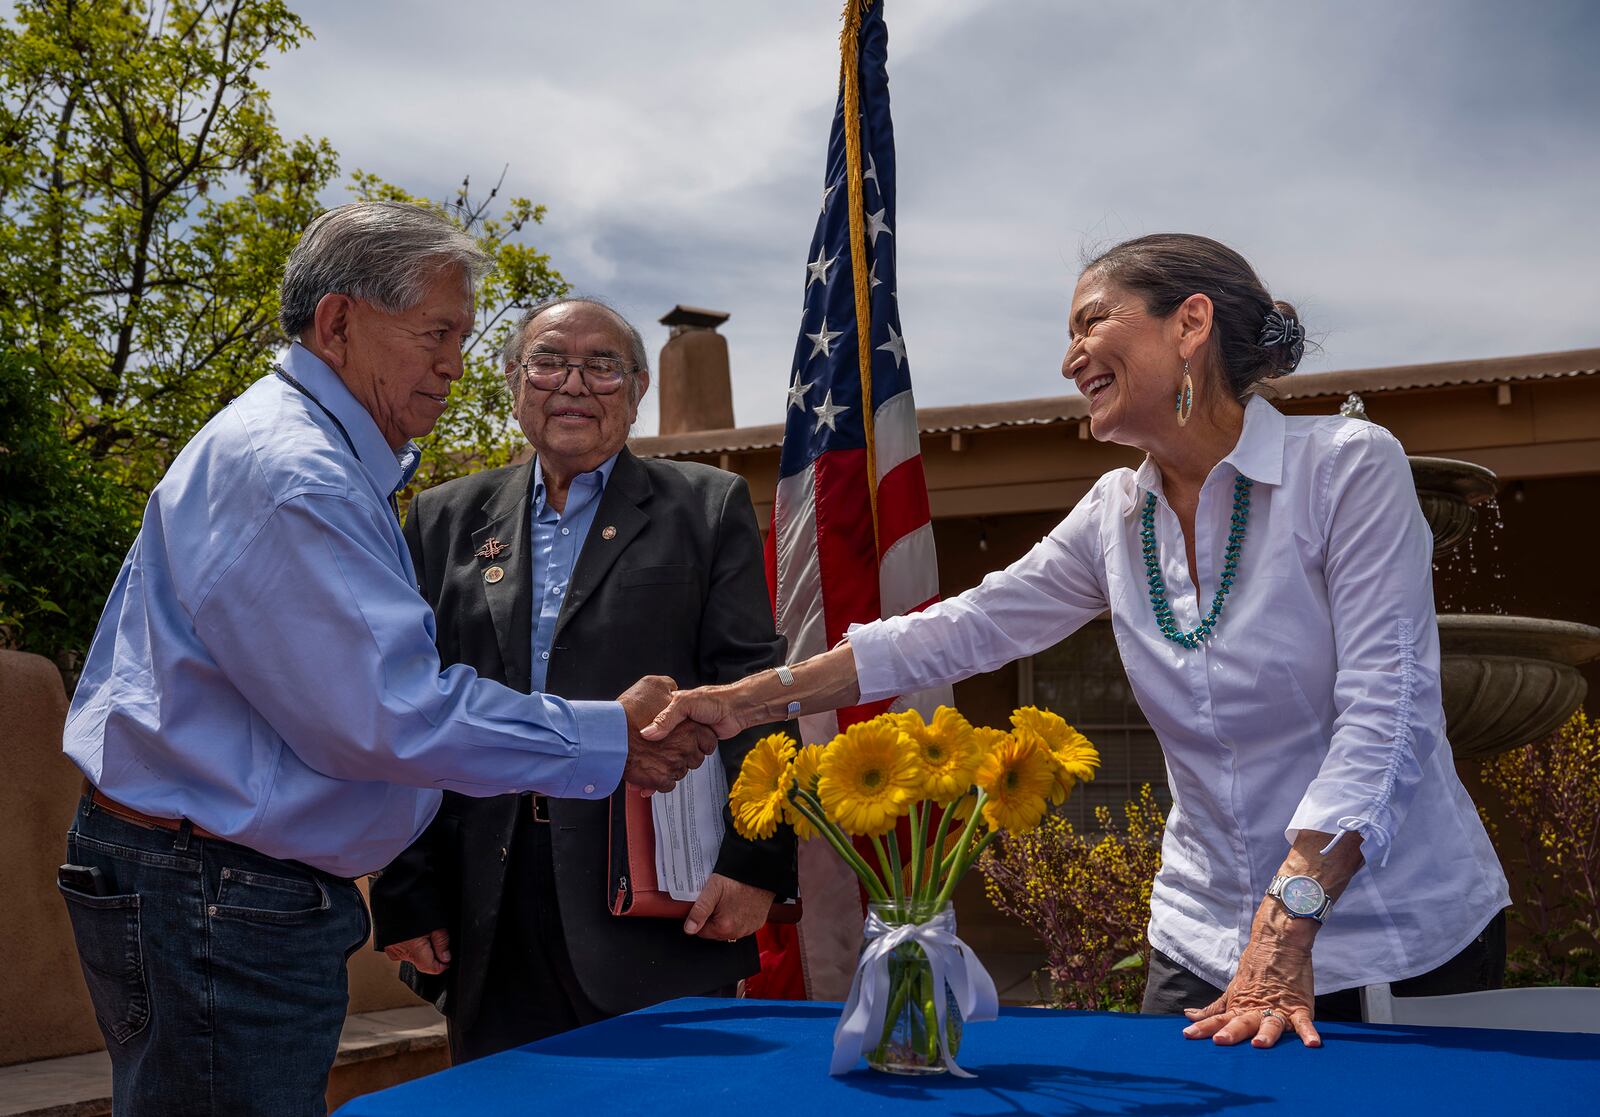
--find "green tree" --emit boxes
[0,0,339,493]
[1,2,567,662]
[0,349,139,667]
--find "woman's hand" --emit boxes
[1182,827,1364,1048]
[1183,908,1321,1048]
[641,644,863,743]
[641,681,753,742]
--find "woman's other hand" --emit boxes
[1181,827,1364,1049]
[1182,910,1321,1048]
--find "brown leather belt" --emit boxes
[87,784,224,843]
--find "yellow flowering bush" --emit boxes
[980,785,1166,1012]
[729,705,1099,915]
[1479,711,1600,987]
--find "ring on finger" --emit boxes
[1261,1008,1277,1020]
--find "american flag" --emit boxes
[754,0,950,1001]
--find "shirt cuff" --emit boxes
[1286,790,1399,868]
[556,700,629,799]
[845,620,901,704]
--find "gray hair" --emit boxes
[279,201,494,338]
[499,296,650,406]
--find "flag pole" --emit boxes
[839,0,880,553]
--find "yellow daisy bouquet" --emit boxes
[728,704,1098,1075]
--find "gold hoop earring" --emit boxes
[1175,360,1194,427]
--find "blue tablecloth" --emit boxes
[335,997,1598,1115]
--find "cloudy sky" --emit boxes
[264,0,1599,435]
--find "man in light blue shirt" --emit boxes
[58,202,716,1117]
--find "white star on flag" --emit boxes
[787,370,815,411]
[876,322,907,368]
[806,247,839,289]
[821,182,837,213]
[812,389,848,433]
[866,207,892,245]
[806,318,842,359]
[869,260,882,289]
[863,153,878,191]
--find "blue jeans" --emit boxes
[59,795,370,1116]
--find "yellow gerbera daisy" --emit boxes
[817,719,923,837]
[900,706,983,803]
[1011,706,1100,802]
[975,727,1056,834]
[781,743,827,841]
[729,733,796,840]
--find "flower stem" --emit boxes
[934,792,988,906]
[909,801,927,900]
[925,797,961,899]
[872,833,903,908]
[791,791,889,902]
[886,827,907,907]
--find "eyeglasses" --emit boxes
[519,353,633,394]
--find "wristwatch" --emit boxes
[1266,874,1334,923]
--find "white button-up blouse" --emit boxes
[849,395,1509,994]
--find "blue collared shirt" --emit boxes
[63,343,627,877]
[528,453,618,693]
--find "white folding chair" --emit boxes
[1360,983,1600,1033]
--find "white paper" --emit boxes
[651,758,728,902]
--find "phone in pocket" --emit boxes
[58,863,110,897]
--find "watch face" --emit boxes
[1280,876,1325,916]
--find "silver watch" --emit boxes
[1266,874,1334,923]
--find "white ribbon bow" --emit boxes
[830,906,999,1077]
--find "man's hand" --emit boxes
[618,675,718,794]
[683,873,775,941]
[384,929,452,975]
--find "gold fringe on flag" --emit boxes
[839,0,880,552]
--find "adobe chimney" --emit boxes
[656,305,734,434]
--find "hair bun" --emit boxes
[1258,300,1305,375]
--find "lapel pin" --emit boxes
[601,525,617,541]
[475,537,506,561]
[483,565,505,584]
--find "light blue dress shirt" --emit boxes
[528,453,618,694]
[63,343,627,878]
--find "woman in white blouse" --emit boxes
[646,234,1509,1049]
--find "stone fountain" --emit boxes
[1342,394,1600,759]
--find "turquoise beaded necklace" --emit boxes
[1140,474,1253,649]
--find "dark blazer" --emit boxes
[369,449,795,1032]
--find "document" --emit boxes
[651,759,728,902]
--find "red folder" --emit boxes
[608,786,801,923]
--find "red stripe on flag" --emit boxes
[810,449,894,733]
[763,515,779,616]
[811,450,881,648]
[875,455,933,557]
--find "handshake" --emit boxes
[616,675,735,794]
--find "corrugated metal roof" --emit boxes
[629,347,1600,459]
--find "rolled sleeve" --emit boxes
[1286,426,1444,867]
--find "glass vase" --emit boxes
[865,900,963,1075]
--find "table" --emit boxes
[334,996,1599,1115]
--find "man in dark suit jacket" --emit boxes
[370,297,795,1062]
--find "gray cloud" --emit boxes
[264,0,1600,433]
